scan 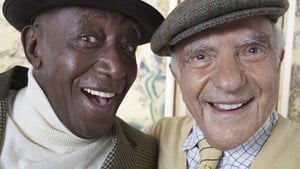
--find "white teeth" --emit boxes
[213,103,243,110]
[84,88,115,98]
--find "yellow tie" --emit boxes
[198,139,223,169]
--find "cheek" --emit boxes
[126,62,138,86]
[51,53,86,108]
[58,51,93,84]
[261,72,280,111]
[252,62,280,98]
[180,68,209,94]
[177,68,209,114]
[178,72,196,100]
[247,61,280,121]
[56,58,79,89]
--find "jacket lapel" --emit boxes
[102,118,136,169]
[0,66,28,153]
[0,98,8,150]
[0,66,28,100]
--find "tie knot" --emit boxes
[198,139,223,169]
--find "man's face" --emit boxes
[26,7,139,138]
[172,16,282,150]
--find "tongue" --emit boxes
[90,95,109,106]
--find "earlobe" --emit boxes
[169,63,178,80]
[279,49,285,68]
[280,49,285,63]
[21,25,42,69]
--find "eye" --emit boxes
[77,35,101,48]
[185,53,211,69]
[124,45,135,53]
[248,47,262,54]
[193,54,206,61]
[241,45,268,62]
[121,43,137,54]
[79,35,98,43]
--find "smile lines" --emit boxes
[84,88,115,98]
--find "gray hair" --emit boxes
[170,22,285,74]
[272,22,285,61]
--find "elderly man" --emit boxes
[0,0,163,168]
[149,0,300,169]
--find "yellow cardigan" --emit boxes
[150,114,300,169]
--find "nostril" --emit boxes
[211,68,246,92]
[94,57,126,79]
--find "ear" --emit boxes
[169,61,179,80]
[278,49,285,68]
[279,49,285,62]
[21,25,42,69]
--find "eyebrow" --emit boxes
[236,32,272,49]
[185,43,215,55]
[182,43,215,61]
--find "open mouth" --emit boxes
[209,98,253,111]
[83,88,116,106]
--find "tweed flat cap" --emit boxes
[2,0,164,45]
[151,0,289,56]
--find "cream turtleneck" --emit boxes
[1,67,113,169]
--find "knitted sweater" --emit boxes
[150,115,300,169]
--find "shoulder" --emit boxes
[0,66,28,152]
[0,66,28,100]
[0,66,28,81]
[251,116,300,169]
[274,117,300,153]
[116,117,158,146]
[266,115,300,148]
[153,115,193,127]
[114,117,158,168]
[149,115,194,140]
[277,115,300,135]
[148,116,194,168]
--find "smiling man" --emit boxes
[149,0,300,169]
[0,0,163,168]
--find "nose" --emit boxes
[94,47,126,79]
[211,58,246,92]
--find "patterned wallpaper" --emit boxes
[0,0,28,70]
[288,0,300,123]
